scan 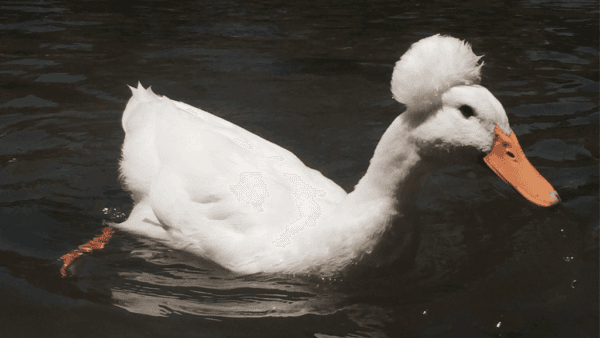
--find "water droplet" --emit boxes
[496,321,502,328]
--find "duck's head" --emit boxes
[391,34,560,207]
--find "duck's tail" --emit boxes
[119,83,163,202]
[121,82,162,134]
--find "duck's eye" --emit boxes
[459,105,475,119]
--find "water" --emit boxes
[0,0,598,337]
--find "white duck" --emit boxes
[113,34,559,276]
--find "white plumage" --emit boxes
[114,35,519,276]
[391,34,484,113]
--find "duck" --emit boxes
[110,34,560,276]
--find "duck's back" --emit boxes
[118,85,347,265]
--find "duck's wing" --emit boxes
[117,85,346,267]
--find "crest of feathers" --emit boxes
[391,34,484,112]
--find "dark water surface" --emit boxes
[1,0,598,337]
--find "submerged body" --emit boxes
[113,35,559,276]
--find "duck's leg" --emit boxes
[60,226,115,277]
[112,198,170,242]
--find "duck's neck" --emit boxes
[305,115,430,273]
[350,114,424,205]
[270,115,431,274]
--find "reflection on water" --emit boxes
[111,255,340,318]
[0,0,598,336]
[61,223,348,318]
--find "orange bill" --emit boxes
[484,125,560,207]
[60,226,115,277]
